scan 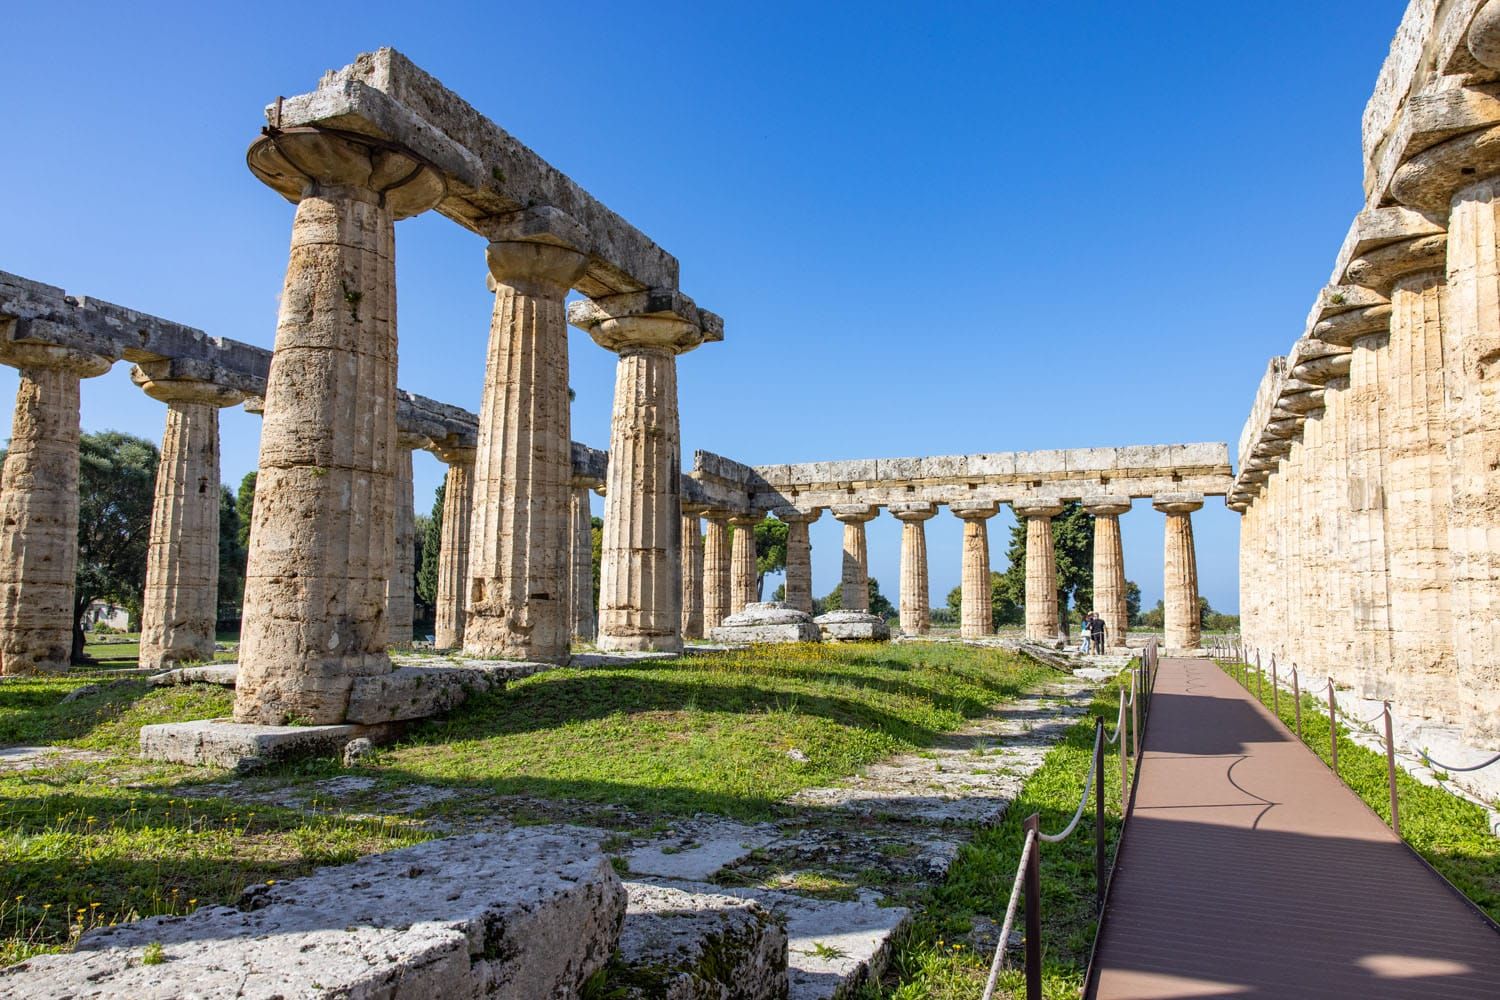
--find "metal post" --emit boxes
[1384,702,1401,836]
[1094,718,1106,911]
[1130,671,1140,761]
[1120,698,1130,807]
[1258,654,1265,701]
[1328,678,1338,775]
[1292,665,1302,740]
[1023,812,1042,1000]
[1272,656,1279,719]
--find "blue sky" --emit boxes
[1,1,1408,613]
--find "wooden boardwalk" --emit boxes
[1087,657,1500,999]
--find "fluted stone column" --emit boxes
[680,502,708,639]
[890,503,936,635]
[464,211,589,664]
[386,432,428,648]
[776,508,821,615]
[831,505,878,612]
[729,514,760,614]
[1154,493,1204,652]
[1014,497,1064,642]
[1083,495,1131,651]
[952,501,999,639]
[0,344,110,674]
[571,292,711,653]
[1323,374,1355,684]
[703,511,732,631]
[235,128,441,724]
[133,364,244,670]
[571,481,600,644]
[432,442,476,650]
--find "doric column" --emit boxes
[236,127,441,725]
[1013,497,1064,642]
[570,291,713,653]
[952,501,999,639]
[1082,494,1131,651]
[432,440,476,650]
[387,431,429,648]
[775,508,821,615]
[464,210,589,663]
[132,363,244,670]
[1154,493,1204,651]
[680,501,708,639]
[729,514,761,614]
[570,480,601,644]
[702,511,732,631]
[0,343,111,674]
[831,505,878,612]
[890,503,936,635]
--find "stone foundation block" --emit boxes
[711,602,821,645]
[344,662,545,724]
[148,664,239,687]
[814,611,891,642]
[0,830,626,1000]
[616,882,789,999]
[139,718,399,770]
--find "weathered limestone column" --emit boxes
[679,502,708,640]
[1082,495,1131,651]
[952,501,999,639]
[831,505,878,612]
[132,363,244,670]
[570,482,601,644]
[236,128,442,724]
[890,503,936,635]
[1013,497,1064,642]
[464,210,589,664]
[432,441,476,650]
[0,344,110,674]
[1154,493,1204,652]
[386,431,429,648]
[729,514,761,614]
[776,508,821,616]
[571,292,711,653]
[702,511,732,632]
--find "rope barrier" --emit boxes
[1418,748,1500,773]
[979,828,1036,1000]
[1040,728,1101,843]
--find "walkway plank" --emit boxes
[1088,658,1500,999]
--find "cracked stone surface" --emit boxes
[617,881,789,1000]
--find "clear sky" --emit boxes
[1,0,1410,614]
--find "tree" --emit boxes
[1125,580,1142,625]
[591,516,603,610]
[235,471,257,551]
[753,517,787,600]
[416,481,444,610]
[73,431,159,662]
[217,486,245,625]
[818,577,895,620]
[1001,501,1094,632]
[1139,600,1165,629]
[945,570,1021,630]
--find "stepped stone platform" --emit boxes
[814,611,890,642]
[711,602,821,644]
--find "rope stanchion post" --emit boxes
[1130,671,1140,761]
[1094,717,1106,911]
[1023,812,1042,1000]
[1272,655,1279,719]
[1384,702,1401,836]
[1328,678,1338,775]
[1292,664,1302,740]
[1259,653,1266,701]
[1120,694,1130,804]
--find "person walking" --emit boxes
[1089,612,1106,654]
[1078,614,1092,654]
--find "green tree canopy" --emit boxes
[416,481,444,611]
[74,431,159,661]
[818,577,895,620]
[945,570,1021,629]
[1001,501,1094,632]
[218,485,245,622]
[235,471,257,552]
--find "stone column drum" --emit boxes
[831,505,878,612]
[702,511,732,632]
[1013,498,1064,642]
[729,514,760,615]
[465,211,589,664]
[433,442,476,650]
[571,482,600,644]
[890,503,936,635]
[1154,493,1204,651]
[776,508,821,616]
[1083,495,1131,651]
[386,431,429,648]
[680,502,707,640]
[235,128,442,725]
[952,501,999,639]
[0,343,111,674]
[132,364,245,670]
[570,292,710,653]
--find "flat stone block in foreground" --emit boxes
[711,601,821,645]
[139,718,398,770]
[814,611,890,642]
[617,881,789,999]
[0,830,626,1000]
[344,661,547,724]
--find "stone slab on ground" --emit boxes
[139,717,401,770]
[0,745,107,771]
[814,612,890,642]
[0,829,626,1000]
[617,881,789,1000]
[148,664,239,687]
[712,602,822,645]
[625,818,781,881]
[571,651,683,668]
[345,662,546,724]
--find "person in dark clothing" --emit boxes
[1089,613,1106,654]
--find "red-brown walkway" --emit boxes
[1087,657,1500,999]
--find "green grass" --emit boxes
[78,631,238,669]
[868,678,1129,999]
[1216,659,1500,922]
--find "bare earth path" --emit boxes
[1088,657,1500,999]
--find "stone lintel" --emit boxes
[571,440,609,484]
[482,204,589,252]
[748,472,1236,511]
[1153,492,1206,515]
[949,500,1000,520]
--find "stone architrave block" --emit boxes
[967,452,1017,477]
[0,831,626,1000]
[815,611,891,642]
[616,881,789,1000]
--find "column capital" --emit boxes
[888,502,937,522]
[728,511,763,528]
[701,507,735,523]
[395,430,432,451]
[433,434,478,465]
[950,500,999,521]
[0,341,111,378]
[1341,208,1448,296]
[568,289,722,356]
[772,506,822,524]
[483,207,589,293]
[246,126,445,220]
[1391,122,1500,215]
[830,504,879,524]
[681,500,713,517]
[1013,496,1064,519]
[1081,494,1132,516]
[1153,492,1205,515]
[130,363,246,407]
